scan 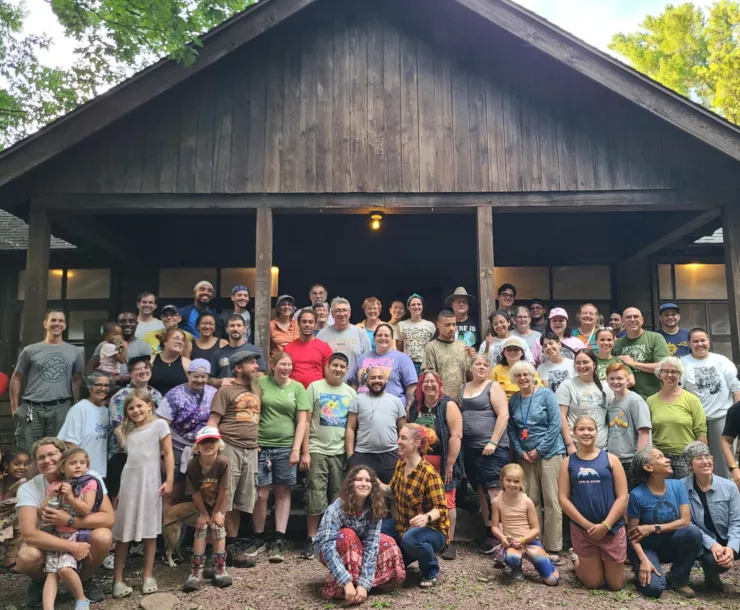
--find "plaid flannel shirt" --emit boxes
[390,458,449,542]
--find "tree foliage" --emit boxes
[609,1,740,124]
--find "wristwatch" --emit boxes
[654,524,662,534]
[67,515,75,527]
[426,514,432,524]
[730,464,738,472]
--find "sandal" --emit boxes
[142,577,158,594]
[419,578,438,589]
[112,581,133,598]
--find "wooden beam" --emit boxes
[477,206,495,333]
[49,213,130,261]
[35,188,731,213]
[254,207,273,357]
[452,0,740,162]
[21,201,50,346]
[0,270,20,374]
[0,0,318,188]
[622,209,722,264]
[722,203,740,362]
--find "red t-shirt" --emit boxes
[284,338,333,388]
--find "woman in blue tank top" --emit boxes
[558,415,628,590]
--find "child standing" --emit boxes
[98,322,127,378]
[183,426,232,592]
[491,463,559,585]
[0,448,30,572]
[112,389,174,598]
[42,448,102,610]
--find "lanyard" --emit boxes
[519,392,535,430]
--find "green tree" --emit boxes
[609,1,740,124]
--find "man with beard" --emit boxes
[179,280,217,338]
[134,291,164,339]
[211,315,266,387]
[219,285,252,343]
[208,349,263,568]
[422,311,472,401]
[10,309,85,451]
[345,367,406,484]
[657,303,690,358]
[87,312,148,384]
[444,287,479,351]
[284,309,333,389]
[529,299,549,334]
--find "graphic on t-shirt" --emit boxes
[199,476,220,506]
[457,330,476,348]
[402,326,434,361]
[651,498,679,523]
[356,357,395,392]
[234,391,260,423]
[95,422,109,441]
[318,392,350,428]
[620,345,649,363]
[608,408,629,438]
[39,353,71,383]
[693,365,722,395]
[576,467,601,483]
[547,369,570,392]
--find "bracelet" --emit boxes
[602,520,611,530]
[487,440,498,446]
[566,442,576,447]
[520,536,526,546]
[291,448,300,453]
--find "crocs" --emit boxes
[112,581,133,599]
[142,577,158,594]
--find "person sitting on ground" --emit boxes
[558,415,628,591]
[626,447,703,599]
[681,441,739,592]
[491,463,559,585]
[315,466,405,604]
[0,448,30,573]
[537,332,575,392]
[379,424,450,589]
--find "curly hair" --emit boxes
[158,327,188,350]
[338,465,387,522]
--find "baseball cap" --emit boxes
[194,426,221,444]
[161,304,179,315]
[188,358,212,374]
[548,307,569,320]
[232,285,250,296]
[660,303,680,313]
[276,294,295,306]
[502,337,524,350]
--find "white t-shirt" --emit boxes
[17,471,108,509]
[394,319,436,363]
[682,353,740,420]
[538,358,576,392]
[57,399,110,476]
[556,376,614,449]
[478,336,533,366]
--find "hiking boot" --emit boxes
[202,553,214,579]
[183,553,204,592]
[300,538,315,559]
[212,552,233,588]
[269,539,285,563]
[23,580,43,608]
[704,571,724,592]
[441,543,457,560]
[228,542,257,568]
[243,539,267,558]
[479,536,497,555]
[510,569,524,582]
[82,578,105,603]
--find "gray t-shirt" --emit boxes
[607,391,653,462]
[317,325,372,379]
[350,392,405,453]
[556,376,614,449]
[16,341,84,402]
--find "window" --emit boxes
[220,267,280,298]
[709,303,730,336]
[552,266,611,300]
[159,268,217,298]
[669,303,706,330]
[67,310,109,341]
[674,264,727,300]
[658,264,673,300]
[66,269,110,299]
[17,269,63,300]
[494,267,549,300]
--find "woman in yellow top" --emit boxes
[489,337,543,400]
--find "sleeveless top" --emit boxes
[568,449,623,532]
[460,381,509,450]
[499,493,530,538]
[191,340,221,372]
[150,354,188,396]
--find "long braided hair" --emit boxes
[575,349,606,400]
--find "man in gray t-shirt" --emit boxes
[346,367,406,484]
[317,298,371,380]
[10,310,84,451]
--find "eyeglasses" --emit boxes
[500,292,515,298]
[92,383,111,388]
[692,456,713,463]
[659,370,680,377]
[36,450,61,462]
[597,326,613,331]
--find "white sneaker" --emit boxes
[102,553,115,570]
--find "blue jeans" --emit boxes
[627,525,703,598]
[381,519,446,580]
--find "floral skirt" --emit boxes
[319,528,406,599]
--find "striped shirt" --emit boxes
[135,318,165,339]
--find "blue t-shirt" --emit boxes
[657,328,690,358]
[568,450,623,532]
[347,350,418,400]
[628,478,689,525]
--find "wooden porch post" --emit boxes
[477,206,495,332]
[722,203,740,362]
[254,208,273,357]
[21,201,51,346]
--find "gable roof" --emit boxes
[2,0,740,192]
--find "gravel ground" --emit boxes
[1,543,737,610]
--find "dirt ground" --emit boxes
[1,543,737,610]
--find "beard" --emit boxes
[368,384,386,396]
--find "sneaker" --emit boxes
[129,542,144,557]
[674,584,697,598]
[23,580,43,608]
[82,578,105,603]
[228,542,257,568]
[243,539,267,558]
[212,552,233,588]
[704,571,724,592]
[300,538,315,559]
[479,536,497,555]
[441,543,457,560]
[548,553,561,565]
[269,539,285,563]
[510,570,524,582]
[493,546,506,569]
[74,601,91,610]
[102,553,115,570]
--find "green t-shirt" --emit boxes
[307,379,357,456]
[596,356,632,381]
[647,390,707,455]
[613,331,670,399]
[257,376,311,447]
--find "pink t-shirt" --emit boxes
[98,342,122,375]
[46,479,98,533]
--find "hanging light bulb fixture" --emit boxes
[370,211,384,231]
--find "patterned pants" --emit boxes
[44,531,79,573]
[319,528,406,599]
[503,539,559,584]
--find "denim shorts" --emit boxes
[464,444,510,491]
[257,447,297,486]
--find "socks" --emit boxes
[226,537,238,548]
[252,533,265,546]
[274,532,285,543]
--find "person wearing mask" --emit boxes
[511,306,542,364]
[595,327,634,386]
[444,287,478,349]
[537,333,575,393]
[681,441,740,592]
[627,447,703,598]
[496,284,517,316]
[190,313,228,373]
[609,311,626,339]
[529,299,548,335]
[142,305,194,357]
[312,301,330,335]
[179,281,217,339]
[218,285,252,343]
[395,295,436,375]
[682,328,740,479]
[318,298,372,378]
[134,292,164,340]
[149,328,191,396]
[211,315,266,386]
[572,304,600,351]
[613,308,670,400]
[657,304,690,358]
[269,295,300,355]
[422,311,472,401]
[479,310,533,366]
[356,297,386,351]
[284,309,333,389]
[647,357,707,479]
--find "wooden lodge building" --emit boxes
[2,0,740,412]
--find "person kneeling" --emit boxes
[314,466,405,604]
[183,426,233,592]
[492,464,559,585]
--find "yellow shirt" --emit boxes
[143,329,194,355]
[489,364,543,400]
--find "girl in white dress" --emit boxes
[112,389,174,598]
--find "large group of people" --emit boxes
[1,281,739,608]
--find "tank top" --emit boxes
[150,354,188,396]
[568,450,623,532]
[499,493,531,538]
[460,382,509,450]
[191,340,221,372]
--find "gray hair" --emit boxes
[632,447,655,483]
[654,356,685,380]
[85,371,111,389]
[330,297,351,313]
[509,360,536,383]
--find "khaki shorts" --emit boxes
[222,443,258,513]
[306,453,345,516]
